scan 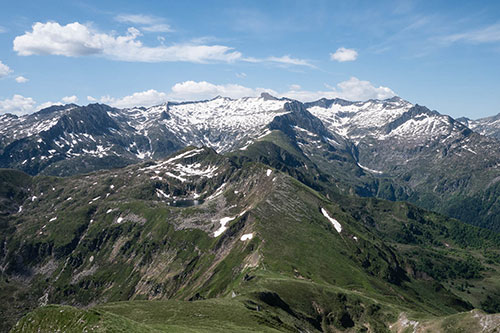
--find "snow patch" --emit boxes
[207,183,227,200]
[357,163,383,174]
[165,148,204,164]
[321,208,342,233]
[240,233,254,241]
[156,188,170,199]
[266,169,272,177]
[88,196,101,204]
[214,216,236,237]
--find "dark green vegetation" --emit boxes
[1,141,499,332]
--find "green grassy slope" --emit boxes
[1,146,499,332]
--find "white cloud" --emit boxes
[115,14,158,25]
[442,23,500,44]
[13,21,241,63]
[337,77,395,100]
[13,21,315,68]
[93,89,168,108]
[0,94,85,115]
[289,84,301,91]
[0,95,37,115]
[281,77,395,101]
[115,14,173,33]
[38,96,79,110]
[244,55,314,68]
[15,76,29,83]
[266,55,315,68]
[61,95,78,103]
[142,24,172,33]
[330,47,358,62]
[0,26,6,33]
[0,60,12,77]
[37,101,61,110]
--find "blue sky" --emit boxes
[0,0,499,118]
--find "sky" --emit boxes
[0,0,499,118]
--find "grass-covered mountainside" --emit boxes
[1,144,499,332]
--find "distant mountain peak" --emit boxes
[260,92,278,100]
[383,96,404,102]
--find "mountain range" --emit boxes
[1,94,499,230]
[1,94,499,332]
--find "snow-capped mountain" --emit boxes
[0,94,293,175]
[1,93,498,178]
[0,103,152,175]
[457,113,500,141]
[305,98,492,170]
[305,96,414,141]
[305,96,473,147]
[112,93,290,154]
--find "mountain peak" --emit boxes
[260,92,278,100]
[36,103,79,116]
[384,96,403,102]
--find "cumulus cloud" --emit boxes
[330,47,358,62]
[0,60,12,77]
[89,89,168,108]
[115,14,173,33]
[12,21,315,68]
[13,21,242,63]
[37,101,60,110]
[15,76,29,83]
[38,95,79,110]
[0,94,84,115]
[61,95,78,103]
[0,95,37,115]
[281,77,395,101]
